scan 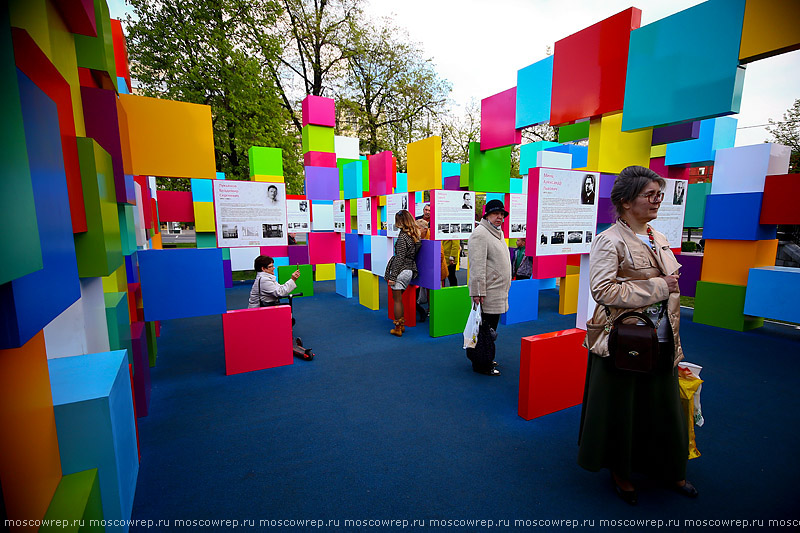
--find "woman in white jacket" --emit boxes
[466,200,512,376]
[248,255,300,308]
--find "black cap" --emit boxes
[482,199,509,218]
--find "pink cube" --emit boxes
[261,245,289,257]
[304,151,337,168]
[308,232,343,265]
[532,255,567,279]
[223,306,293,375]
[480,87,522,151]
[301,95,335,127]
[368,151,394,196]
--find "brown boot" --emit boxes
[390,317,405,337]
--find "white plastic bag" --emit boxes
[463,302,482,349]
[678,362,704,427]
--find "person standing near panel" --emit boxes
[579,165,697,505]
[466,200,512,376]
[385,210,422,337]
[442,238,461,286]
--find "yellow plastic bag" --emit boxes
[678,367,703,460]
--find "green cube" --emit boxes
[337,158,358,189]
[468,142,512,193]
[221,247,231,260]
[196,232,217,248]
[693,280,763,332]
[1,19,42,284]
[558,121,590,143]
[460,163,469,188]
[146,321,158,367]
[41,469,104,533]
[685,182,712,228]
[73,0,116,83]
[361,156,370,193]
[104,292,132,363]
[74,138,123,277]
[248,146,283,177]
[119,204,136,256]
[301,125,335,153]
[278,264,314,297]
[429,286,472,337]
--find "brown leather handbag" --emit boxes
[605,309,661,373]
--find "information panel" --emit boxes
[534,169,599,256]
[357,197,372,235]
[432,190,475,240]
[333,200,346,233]
[507,193,527,239]
[649,179,688,247]
[213,180,287,247]
[287,199,311,233]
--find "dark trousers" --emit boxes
[447,264,458,286]
[465,312,500,372]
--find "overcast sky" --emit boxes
[109,0,799,147]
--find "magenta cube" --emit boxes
[301,94,335,127]
[261,245,289,257]
[288,245,309,265]
[223,306,293,375]
[369,151,394,196]
[304,166,340,201]
[480,87,522,151]
[410,239,442,290]
[308,231,342,265]
[532,255,567,279]
[304,151,337,168]
[130,322,150,418]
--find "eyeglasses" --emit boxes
[266,264,275,269]
[638,191,665,203]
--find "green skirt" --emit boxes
[577,345,689,481]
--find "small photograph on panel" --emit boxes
[241,226,259,237]
[540,234,548,245]
[551,232,565,245]
[461,193,473,210]
[299,200,308,212]
[460,223,472,233]
[580,174,596,205]
[673,181,685,205]
[262,224,283,238]
[585,231,593,243]
[439,223,450,234]
[222,224,239,239]
[450,223,460,233]
[568,231,583,244]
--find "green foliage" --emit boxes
[766,98,800,174]
[125,0,302,190]
[681,241,698,252]
[337,19,451,167]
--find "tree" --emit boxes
[125,0,303,192]
[336,19,451,166]
[440,99,480,164]
[766,98,800,173]
[242,0,363,134]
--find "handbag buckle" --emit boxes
[628,350,639,357]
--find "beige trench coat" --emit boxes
[583,220,685,366]
[468,219,512,314]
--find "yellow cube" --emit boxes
[315,263,336,281]
[558,273,580,315]
[407,136,442,192]
[358,269,380,310]
[587,112,652,174]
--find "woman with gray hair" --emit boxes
[578,166,697,505]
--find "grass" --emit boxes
[680,296,695,308]
[232,271,256,281]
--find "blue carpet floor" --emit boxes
[130,275,800,532]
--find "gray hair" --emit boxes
[610,165,666,217]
